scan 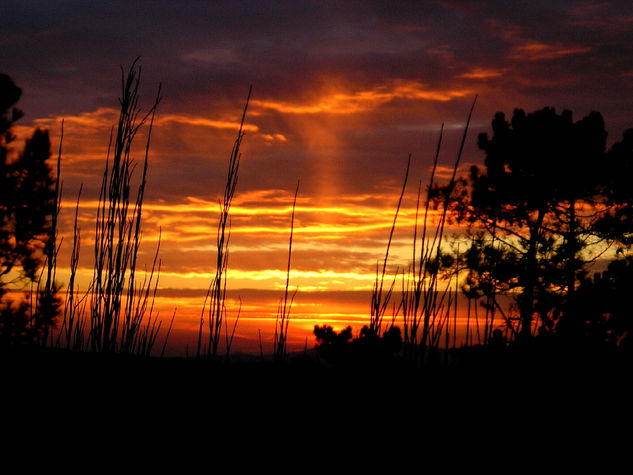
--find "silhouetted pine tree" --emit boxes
[0,73,59,346]
[438,107,610,341]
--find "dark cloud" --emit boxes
[3,0,633,196]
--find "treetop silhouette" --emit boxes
[440,106,633,346]
[0,73,59,345]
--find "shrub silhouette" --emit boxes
[314,324,402,365]
[559,256,633,353]
[314,325,353,363]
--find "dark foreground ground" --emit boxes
[3,345,629,469]
[3,343,632,444]
[3,343,631,399]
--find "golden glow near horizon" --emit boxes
[12,80,485,354]
[49,173,460,354]
[55,191,451,290]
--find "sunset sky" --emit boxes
[3,1,633,355]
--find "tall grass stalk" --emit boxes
[197,86,252,360]
[400,123,453,362]
[400,97,477,364]
[370,154,411,337]
[160,308,176,358]
[36,118,64,346]
[56,185,85,351]
[87,60,163,355]
[273,181,299,364]
[223,297,241,362]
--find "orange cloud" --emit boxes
[11,108,263,166]
[459,68,504,79]
[55,185,452,296]
[510,41,592,61]
[156,114,259,132]
[251,81,473,115]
